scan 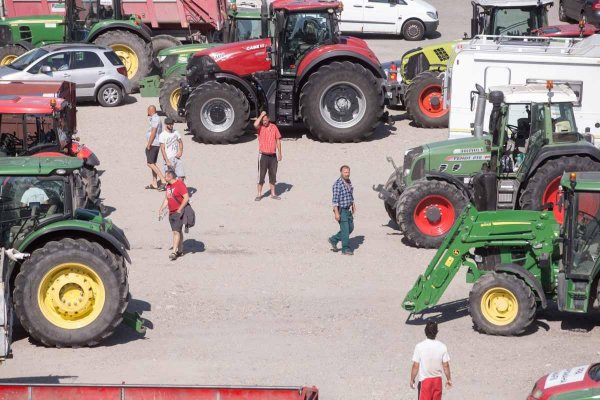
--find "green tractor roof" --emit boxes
[561,171,600,192]
[0,156,83,176]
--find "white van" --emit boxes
[338,0,439,40]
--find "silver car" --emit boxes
[0,43,132,107]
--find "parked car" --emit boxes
[559,0,600,26]
[339,0,439,40]
[0,43,132,107]
[528,363,600,399]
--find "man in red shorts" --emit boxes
[158,170,190,261]
[253,111,282,201]
[410,320,452,400]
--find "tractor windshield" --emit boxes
[550,103,578,138]
[234,18,262,41]
[0,113,64,156]
[489,7,547,36]
[8,48,49,71]
[281,12,333,72]
[0,176,65,247]
[75,0,117,25]
[568,191,600,277]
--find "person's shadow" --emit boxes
[261,182,293,198]
[183,239,205,254]
[349,235,365,250]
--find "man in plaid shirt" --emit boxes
[329,165,356,255]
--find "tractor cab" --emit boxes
[225,0,264,43]
[68,0,137,41]
[470,0,552,38]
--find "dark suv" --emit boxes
[559,0,600,26]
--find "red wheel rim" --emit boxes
[543,176,563,223]
[418,84,448,118]
[413,195,456,236]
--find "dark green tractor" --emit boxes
[0,156,132,347]
[376,83,600,248]
[0,0,153,88]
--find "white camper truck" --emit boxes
[446,35,600,146]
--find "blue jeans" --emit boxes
[330,208,354,252]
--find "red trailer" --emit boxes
[0,384,319,400]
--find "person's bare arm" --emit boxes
[276,138,282,161]
[254,111,267,130]
[147,126,158,150]
[160,143,170,166]
[158,197,168,215]
[176,138,183,158]
[443,362,452,388]
[177,192,190,214]
[410,362,419,389]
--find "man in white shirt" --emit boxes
[20,180,49,207]
[410,320,452,400]
[145,105,166,190]
[159,117,185,181]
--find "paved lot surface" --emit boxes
[3,1,600,399]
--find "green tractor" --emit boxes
[0,156,132,347]
[375,82,600,248]
[398,0,552,128]
[403,171,600,336]
[0,0,153,88]
[140,1,262,122]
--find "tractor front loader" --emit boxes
[403,171,600,336]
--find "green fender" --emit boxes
[164,64,188,79]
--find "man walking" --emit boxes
[160,117,185,181]
[254,111,282,201]
[158,170,190,261]
[145,105,165,191]
[410,321,452,400]
[329,165,355,255]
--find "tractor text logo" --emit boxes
[211,52,229,62]
[245,44,266,51]
[445,155,491,162]
[453,148,484,154]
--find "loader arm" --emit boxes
[402,205,557,313]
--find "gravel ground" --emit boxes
[3,1,600,399]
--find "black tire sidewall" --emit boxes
[15,240,122,347]
[159,74,186,123]
[384,172,400,222]
[97,83,123,107]
[0,45,26,64]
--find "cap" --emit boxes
[165,117,175,125]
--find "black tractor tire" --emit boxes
[558,1,572,22]
[384,171,402,223]
[185,81,249,144]
[520,156,600,216]
[469,272,536,336]
[73,171,88,210]
[151,34,182,70]
[159,74,186,123]
[396,179,468,248]
[93,30,152,91]
[13,238,128,347]
[402,19,426,41]
[0,45,26,66]
[299,61,383,143]
[97,83,124,107]
[405,71,449,128]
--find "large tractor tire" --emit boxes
[151,34,182,71]
[396,179,468,248]
[0,45,26,66]
[73,168,102,211]
[94,30,152,91]
[159,74,186,123]
[520,156,600,224]
[13,238,128,347]
[383,171,402,223]
[185,81,249,144]
[300,61,383,143]
[469,272,536,336]
[405,71,449,128]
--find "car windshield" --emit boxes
[0,176,65,246]
[8,48,49,71]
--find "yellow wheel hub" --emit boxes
[111,44,139,79]
[38,263,105,330]
[0,54,17,66]
[170,87,181,110]
[481,287,518,326]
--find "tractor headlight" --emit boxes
[426,11,438,20]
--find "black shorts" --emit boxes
[258,153,278,185]
[169,212,184,232]
[146,146,160,164]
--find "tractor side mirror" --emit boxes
[40,65,52,75]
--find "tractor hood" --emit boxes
[158,43,213,58]
[403,136,492,186]
[0,15,62,25]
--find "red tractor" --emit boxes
[0,80,101,209]
[178,0,401,144]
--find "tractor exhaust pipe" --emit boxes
[472,84,486,139]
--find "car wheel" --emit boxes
[97,83,123,107]
[402,20,425,41]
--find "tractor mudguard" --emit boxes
[296,50,386,87]
[87,23,151,43]
[18,227,131,264]
[214,72,259,108]
[15,41,33,51]
[526,145,600,180]
[425,171,473,201]
[493,263,547,309]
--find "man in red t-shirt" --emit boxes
[253,111,282,201]
[158,170,190,260]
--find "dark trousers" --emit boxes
[330,208,354,252]
[258,153,278,185]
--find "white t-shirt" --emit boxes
[146,113,162,147]
[412,339,450,382]
[159,129,182,160]
[21,187,49,206]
